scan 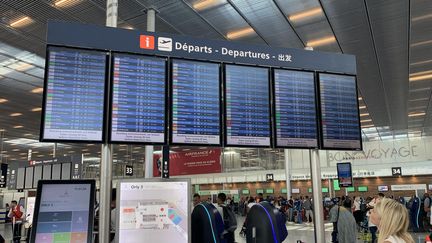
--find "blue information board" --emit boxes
[41,47,107,142]
[225,65,271,147]
[171,59,221,145]
[319,73,361,150]
[273,69,318,148]
[110,54,166,144]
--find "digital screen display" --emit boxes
[25,167,34,189]
[378,185,388,192]
[118,180,189,243]
[61,163,71,180]
[319,73,361,150]
[171,60,221,145]
[110,54,166,143]
[337,162,353,187]
[34,183,93,243]
[33,166,43,189]
[52,164,61,180]
[242,189,250,194]
[17,167,25,189]
[42,47,107,142]
[256,189,264,194]
[274,69,318,148]
[26,197,36,225]
[225,65,271,146]
[265,189,274,194]
[358,186,368,192]
[43,165,52,180]
[292,188,300,194]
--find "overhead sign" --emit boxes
[0,164,7,188]
[153,148,221,177]
[392,167,402,176]
[266,174,274,181]
[47,22,356,74]
[125,165,133,177]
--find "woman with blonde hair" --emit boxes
[370,198,414,243]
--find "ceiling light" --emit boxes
[0,98,8,103]
[31,107,42,112]
[227,27,255,40]
[9,62,34,72]
[409,97,429,102]
[359,105,366,109]
[12,149,19,152]
[13,125,23,129]
[360,113,369,117]
[409,74,432,82]
[358,97,363,101]
[192,0,225,11]
[306,36,336,47]
[54,0,80,7]
[0,129,5,132]
[362,124,374,128]
[411,40,432,48]
[10,17,32,27]
[412,13,432,22]
[411,59,432,66]
[408,112,426,117]
[31,87,43,93]
[361,119,372,123]
[288,7,323,22]
[10,113,22,117]
[410,87,430,92]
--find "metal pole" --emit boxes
[144,8,156,179]
[328,179,332,198]
[99,1,117,243]
[284,149,292,199]
[310,149,325,243]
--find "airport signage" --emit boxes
[391,167,402,176]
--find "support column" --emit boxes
[99,1,117,243]
[310,149,325,243]
[144,8,157,179]
[284,149,292,199]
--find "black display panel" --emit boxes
[41,46,108,142]
[224,65,271,147]
[109,53,167,144]
[170,59,221,145]
[273,69,318,148]
[31,180,95,243]
[33,166,43,189]
[318,73,362,150]
[337,162,353,187]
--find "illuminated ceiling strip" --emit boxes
[10,17,30,27]
[409,74,432,82]
[288,7,323,22]
[306,36,336,47]
[226,27,255,39]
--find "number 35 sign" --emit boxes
[391,167,402,176]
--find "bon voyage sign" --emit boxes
[153,149,221,176]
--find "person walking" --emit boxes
[303,196,313,224]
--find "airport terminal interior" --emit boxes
[0,0,431,242]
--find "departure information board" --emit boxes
[171,59,221,145]
[110,54,166,144]
[225,65,271,147]
[319,73,361,150]
[41,47,107,142]
[273,69,318,148]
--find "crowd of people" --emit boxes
[194,191,431,243]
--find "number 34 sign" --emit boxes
[392,167,402,176]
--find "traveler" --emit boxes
[303,196,313,224]
[193,193,201,207]
[216,193,237,243]
[353,196,362,227]
[367,195,381,243]
[329,199,357,243]
[8,200,25,243]
[370,198,414,243]
[423,193,431,232]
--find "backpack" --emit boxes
[222,206,237,232]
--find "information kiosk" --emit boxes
[30,180,96,243]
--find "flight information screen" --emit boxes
[110,54,166,143]
[42,47,107,142]
[225,65,271,147]
[171,59,221,145]
[274,69,318,148]
[319,73,361,150]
